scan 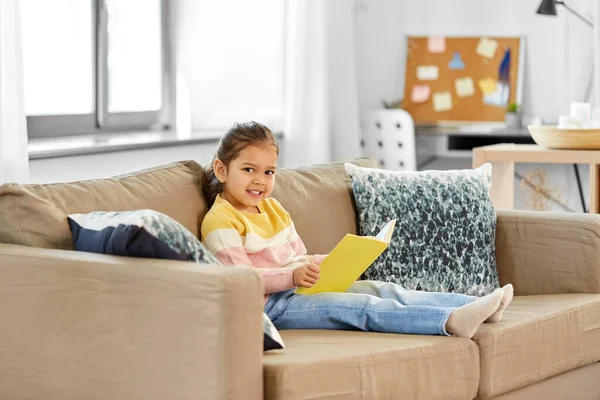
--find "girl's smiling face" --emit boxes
[214,144,278,213]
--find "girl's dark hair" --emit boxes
[203,121,279,207]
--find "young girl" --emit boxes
[201,121,513,339]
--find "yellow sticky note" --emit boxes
[478,77,497,95]
[411,85,431,103]
[476,37,498,59]
[433,91,453,112]
[455,77,475,98]
[416,65,439,81]
[428,36,446,53]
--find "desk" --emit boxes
[416,126,530,137]
[415,126,535,170]
[472,144,600,213]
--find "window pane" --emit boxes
[106,0,162,113]
[21,0,94,116]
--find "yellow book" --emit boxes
[295,219,396,295]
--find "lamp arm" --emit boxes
[557,1,594,27]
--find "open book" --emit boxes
[295,219,396,295]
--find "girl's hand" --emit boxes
[293,263,321,288]
[306,254,327,265]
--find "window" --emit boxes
[21,0,169,138]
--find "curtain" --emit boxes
[0,0,29,184]
[594,1,600,107]
[283,0,361,168]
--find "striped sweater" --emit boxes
[201,194,309,294]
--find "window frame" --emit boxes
[26,0,172,139]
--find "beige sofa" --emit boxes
[0,158,599,400]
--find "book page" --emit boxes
[295,234,389,295]
[295,219,397,295]
[375,219,396,243]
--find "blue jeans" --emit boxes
[264,280,475,336]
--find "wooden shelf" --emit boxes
[473,143,600,213]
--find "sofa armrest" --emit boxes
[495,210,600,295]
[0,244,264,400]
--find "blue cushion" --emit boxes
[68,209,218,264]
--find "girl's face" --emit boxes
[214,144,278,213]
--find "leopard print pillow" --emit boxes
[345,162,499,296]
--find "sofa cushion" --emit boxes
[488,362,600,400]
[68,209,219,264]
[263,330,479,400]
[271,157,379,255]
[473,294,600,398]
[0,161,207,250]
[345,162,499,296]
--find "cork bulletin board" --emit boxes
[401,36,525,125]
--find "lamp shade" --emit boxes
[537,0,558,16]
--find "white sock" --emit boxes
[446,289,503,339]
[486,284,514,323]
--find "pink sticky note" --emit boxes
[411,85,431,103]
[428,36,446,53]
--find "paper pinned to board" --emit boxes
[427,36,446,53]
[478,77,497,95]
[448,52,465,70]
[476,37,498,59]
[416,65,439,81]
[410,85,431,103]
[433,91,453,112]
[455,77,475,98]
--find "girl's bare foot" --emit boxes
[446,289,503,339]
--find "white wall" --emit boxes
[30,140,289,185]
[171,0,285,131]
[28,0,594,212]
[354,0,593,121]
[29,143,218,184]
[353,0,593,212]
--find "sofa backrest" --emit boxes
[272,157,379,255]
[0,157,378,254]
[0,161,207,250]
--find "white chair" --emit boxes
[361,110,416,171]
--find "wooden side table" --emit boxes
[472,143,600,213]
